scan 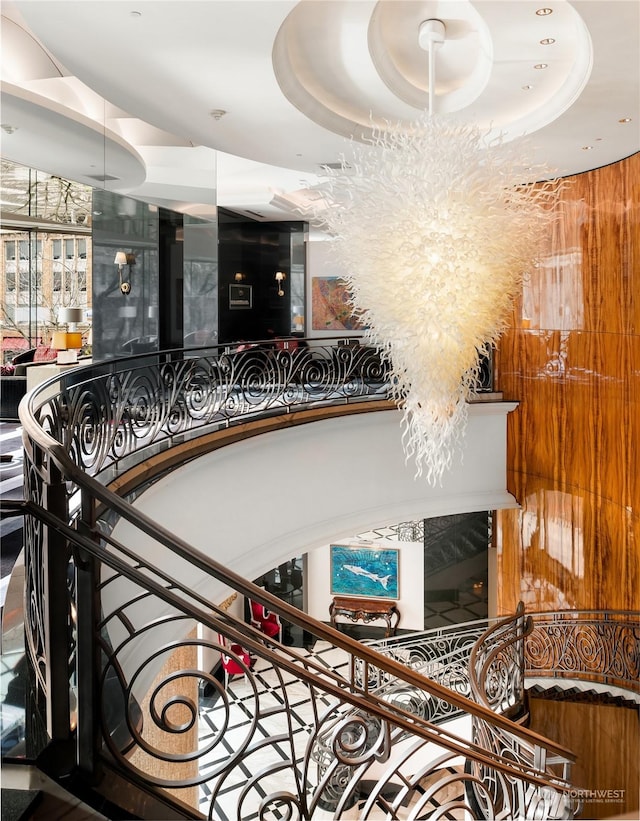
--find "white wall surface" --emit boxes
[110,402,517,606]
[104,401,517,685]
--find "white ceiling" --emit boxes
[1,0,638,223]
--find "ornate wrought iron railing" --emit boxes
[8,341,582,820]
[469,603,531,717]
[524,610,640,694]
[25,339,392,485]
[359,620,505,724]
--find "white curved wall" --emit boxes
[111,401,517,607]
[104,401,517,688]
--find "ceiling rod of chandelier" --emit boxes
[418,18,446,116]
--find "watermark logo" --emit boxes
[569,788,625,805]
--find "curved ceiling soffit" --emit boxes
[273,0,594,147]
[1,83,147,189]
[0,14,66,83]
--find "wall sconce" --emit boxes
[114,251,135,294]
[275,271,286,297]
[234,272,246,282]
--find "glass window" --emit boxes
[0,161,93,352]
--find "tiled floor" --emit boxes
[195,641,472,821]
[197,640,349,819]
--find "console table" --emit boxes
[329,597,400,637]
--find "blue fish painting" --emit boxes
[330,545,399,599]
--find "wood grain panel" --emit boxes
[495,153,640,614]
[527,697,639,820]
[128,633,199,810]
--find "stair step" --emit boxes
[528,684,639,710]
[1,789,42,821]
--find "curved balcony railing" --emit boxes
[26,339,392,486]
[358,620,505,724]
[334,607,639,819]
[524,610,640,694]
[5,341,585,820]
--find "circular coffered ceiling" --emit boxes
[272,0,593,147]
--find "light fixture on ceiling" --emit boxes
[305,18,561,484]
[274,271,286,296]
[114,251,135,294]
[535,7,553,15]
[619,117,632,123]
[534,63,548,69]
[540,38,555,45]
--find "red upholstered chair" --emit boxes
[249,600,282,642]
[217,634,252,688]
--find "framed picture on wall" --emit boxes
[330,544,399,599]
[311,277,364,331]
[229,283,252,309]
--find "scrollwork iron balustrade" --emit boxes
[27,341,390,484]
[357,621,494,723]
[525,611,640,693]
[11,340,597,820]
[469,603,531,717]
[465,605,578,820]
[24,502,577,820]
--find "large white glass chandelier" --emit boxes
[307,19,561,485]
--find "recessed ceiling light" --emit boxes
[582,145,593,151]
[536,7,553,15]
[534,63,548,69]
[130,10,142,16]
[210,109,227,120]
[540,38,555,45]
[0,124,18,134]
[619,117,632,123]
[522,84,533,90]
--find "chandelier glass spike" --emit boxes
[308,18,560,485]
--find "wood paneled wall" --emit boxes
[495,153,640,614]
[527,697,639,819]
[128,634,200,810]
